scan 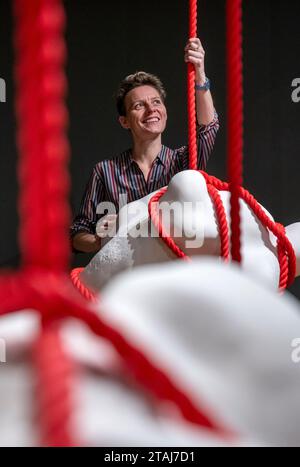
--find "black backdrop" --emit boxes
[1,0,299,299]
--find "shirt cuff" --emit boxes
[197,110,219,134]
[70,224,96,254]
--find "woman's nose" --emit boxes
[145,102,155,112]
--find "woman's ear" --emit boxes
[119,115,130,130]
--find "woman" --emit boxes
[71,38,219,253]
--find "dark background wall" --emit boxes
[1,0,299,299]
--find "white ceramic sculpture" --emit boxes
[1,259,300,446]
[81,170,300,291]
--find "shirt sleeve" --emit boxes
[177,111,220,170]
[70,165,105,239]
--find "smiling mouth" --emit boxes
[143,117,160,123]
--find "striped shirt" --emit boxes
[70,114,219,239]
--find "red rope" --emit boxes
[14,0,74,445]
[33,320,78,447]
[226,0,244,263]
[188,0,244,263]
[206,184,230,261]
[67,301,230,436]
[188,0,198,170]
[70,267,97,302]
[276,224,289,291]
[148,188,190,261]
[148,171,296,290]
[14,0,70,272]
[239,187,296,288]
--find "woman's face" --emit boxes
[119,85,167,140]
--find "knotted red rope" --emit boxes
[148,171,296,290]
[187,0,198,170]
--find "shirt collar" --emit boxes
[124,145,169,168]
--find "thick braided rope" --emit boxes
[33,321,78,446]
[206,184,230,260]
[148,172,296,290]
[148,184,230,262]
[14,1,43,266]
[70,267,97,302]
[276,224,289,291]
[187,0,198,170]
[201,171,296,288]
[226,0,244,263]
[14,0,75,445]
[14,0,70,272]
[239,187,296,288]
[205,175,296,288]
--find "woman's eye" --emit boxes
[154,99,161,105]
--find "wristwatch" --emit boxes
[195,77,210,91]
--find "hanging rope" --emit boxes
[187,0,244,262]
[226,0,244,263]
[14,0,75,445]
[188,0,198,170]
[14,0,70,272]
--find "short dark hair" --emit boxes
[116,71,166,116]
